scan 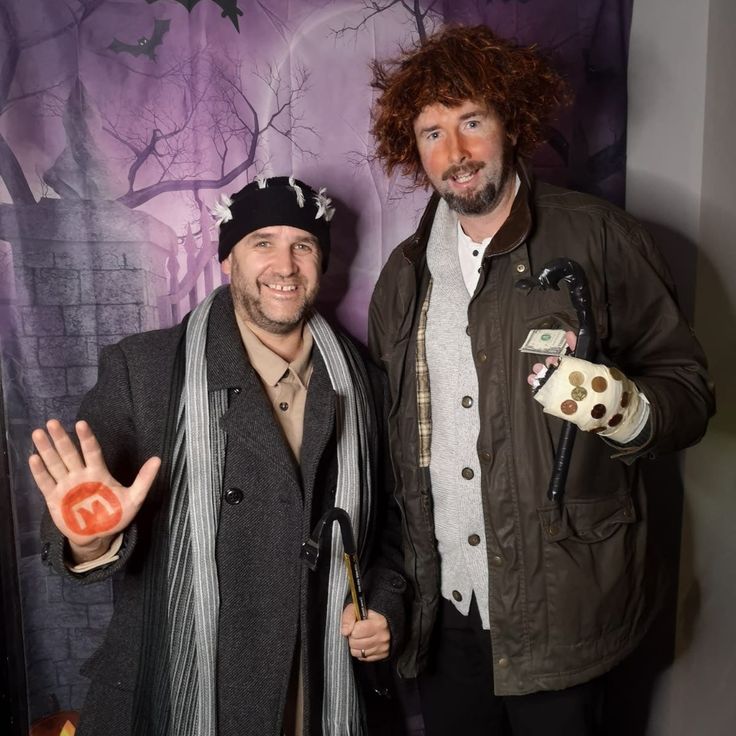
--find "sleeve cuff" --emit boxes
[601,390,651,443]
[66,533,124,574]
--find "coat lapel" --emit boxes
[205,287,301,485]
[300,346,336,503]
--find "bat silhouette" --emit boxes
[108,18,171,61]
[146,0,243,32]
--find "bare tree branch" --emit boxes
[111,53,315,208]
[332,0,403,38]
[331,0,440,43]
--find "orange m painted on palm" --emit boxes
[61,482,123,536]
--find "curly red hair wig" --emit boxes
[370,25,571,185]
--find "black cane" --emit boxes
[301,507,368,621]
[516,258,597,504]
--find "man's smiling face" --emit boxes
[222,225,322,336]
[413,99,515,216]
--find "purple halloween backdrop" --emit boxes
[0,0,632,723]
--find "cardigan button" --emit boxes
[224,487,244,505]
[461,396,473,408]
[467,534,481,546]
[461,467,474,480]
[452,590,463,602]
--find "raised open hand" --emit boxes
[29,419,161,562]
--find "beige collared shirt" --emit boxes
[239,321,314,462]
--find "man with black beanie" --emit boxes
[30,175,406,736]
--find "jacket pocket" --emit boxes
[524,304,609,345]
[525,310,579,334]
[538,492,643,646]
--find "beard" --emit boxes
[230,262,319,336]
[438,143,515,217]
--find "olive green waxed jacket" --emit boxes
[368,168,714,695]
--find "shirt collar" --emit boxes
[457,220,492,249]
[239,321,314,389]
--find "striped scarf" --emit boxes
[133,287,371,735]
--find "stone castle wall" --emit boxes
[0,198,175,719]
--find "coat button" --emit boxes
[452,590,463,602]
[515,263,527,273]
[40,543,50,562]
[497,656,510,668]
[491,555,503,567]
[468,534,481,546]
[476,349,487,363]
[461,396,473,408]
[479,450,491,462]
[461,467,474,480]
[224,487,244,505]
[232,387,241,395]
[466,325,471,336]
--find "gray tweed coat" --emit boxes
[40,288,407,736]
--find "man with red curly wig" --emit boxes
[368,25,714,735]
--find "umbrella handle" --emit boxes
[517,258,597,505]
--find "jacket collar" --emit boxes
[402,159,535,263]
[402,193,440,263]
[204,286,251,391]
[486,160,534,257]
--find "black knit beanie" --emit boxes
[215,175,335,271]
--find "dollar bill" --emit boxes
[519,329,568,356]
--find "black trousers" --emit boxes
[417,597,605,736]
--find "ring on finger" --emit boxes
[360,648,367,659]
